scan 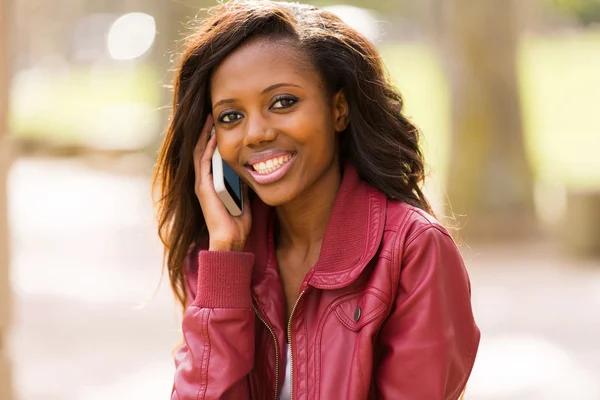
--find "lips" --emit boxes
[245,149,294,165]
[245,152,297,185]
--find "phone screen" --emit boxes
[223,162,243,208]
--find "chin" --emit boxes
[252,186,298,207]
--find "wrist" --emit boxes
[209,239,245,252]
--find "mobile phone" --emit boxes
[211,127,244,216]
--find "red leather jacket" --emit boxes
[171,166,480,400]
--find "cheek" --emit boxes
[216,132,243,165]
[290,107,336,146]
[310,115,337,153]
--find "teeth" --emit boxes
[251,154,292,174]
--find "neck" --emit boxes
[275,162,341,251]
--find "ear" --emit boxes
[332,90,349,133]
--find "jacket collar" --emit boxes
[247,164,387,290]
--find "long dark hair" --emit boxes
[153,0,433,310]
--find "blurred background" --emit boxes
[1,0,599,399]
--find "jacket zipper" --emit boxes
[253,306,280,400]
[287,289,307,400]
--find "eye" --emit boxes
[218,111,243,124]
[270,95,298,110]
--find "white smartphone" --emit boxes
[211,127,244,216]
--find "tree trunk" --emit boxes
[0,0,13,397]
[562,190,600,256]
[434,0,536,240]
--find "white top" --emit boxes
[280,343,292,400]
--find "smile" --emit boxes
[246,153,296,185]
[251,154,293,174]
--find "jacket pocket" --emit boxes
[333,290,388,332]
[315,290,390,399]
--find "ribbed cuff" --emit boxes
[192,250,255,309]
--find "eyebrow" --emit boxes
[212,83,301,109]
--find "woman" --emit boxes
[154,1,480,399]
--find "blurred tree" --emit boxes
[1,0,13,398]
[550,0,600,24]
[432,0,537,239]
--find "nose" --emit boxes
[243,113,277,147]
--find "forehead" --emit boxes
[210,38,320,100]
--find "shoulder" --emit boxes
[384,200,454,248]
[380,200,468,300]
[381,199,464,286]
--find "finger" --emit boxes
[200,114,214,141]
[194,115,214,162]
[199,133,217,183]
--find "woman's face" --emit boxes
[210,37,348,207]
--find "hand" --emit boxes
[194,115,252,251]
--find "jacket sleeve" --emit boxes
[171,249,256,400]
[375,225,480,400]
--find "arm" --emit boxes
[375,226,480,399]
[171,249,256,400]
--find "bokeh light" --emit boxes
[107,13,156,61]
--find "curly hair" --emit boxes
[153,0,433,310]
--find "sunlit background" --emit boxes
[1,0,599,399]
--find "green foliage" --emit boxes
[550,0,600,24]
[9,64,160,145]
[518,30,600,187]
